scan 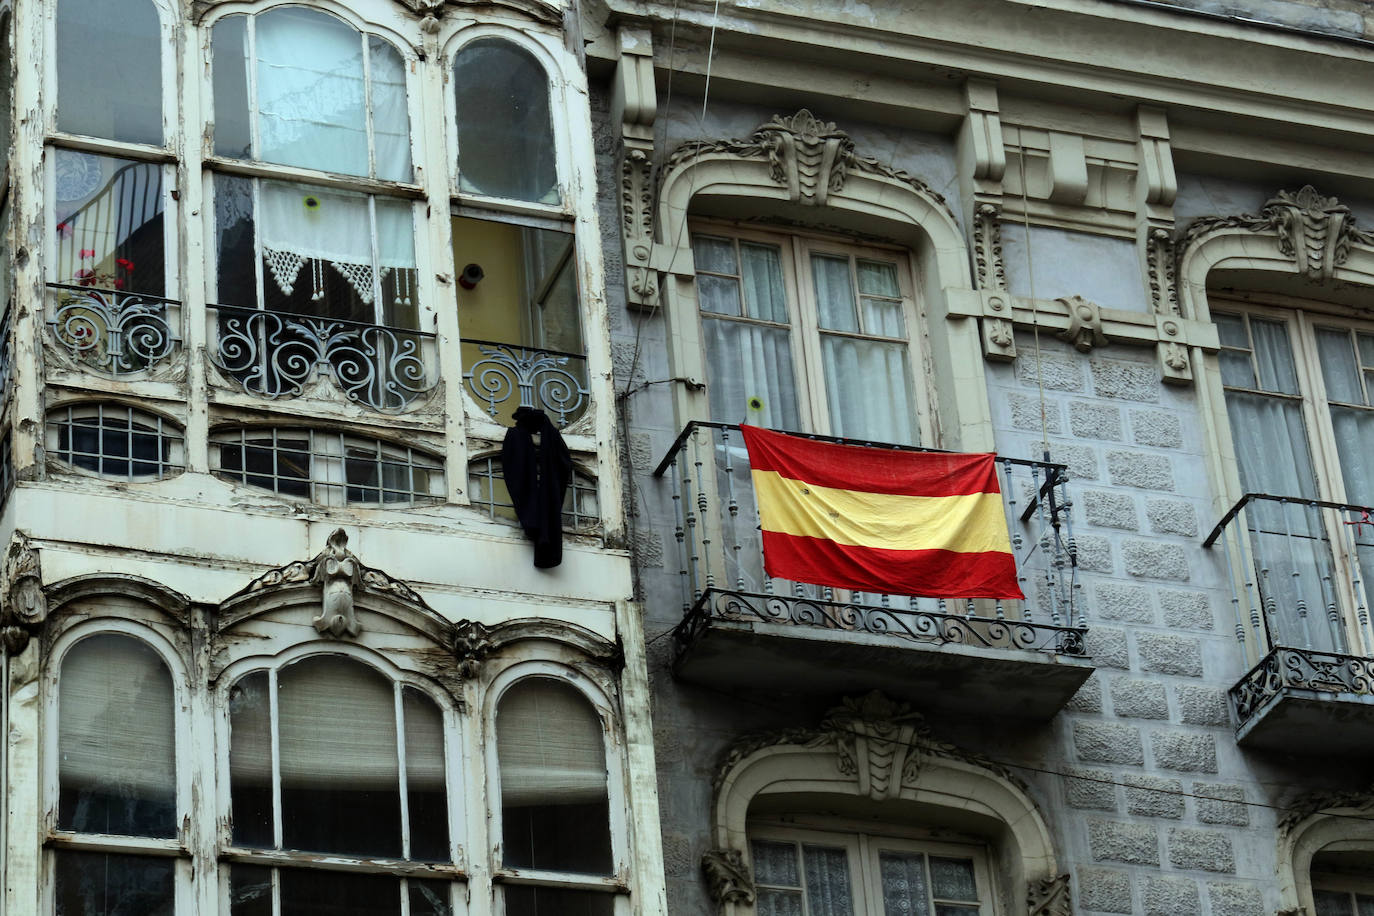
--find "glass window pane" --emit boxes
[56,0,162,144]
[410,880,454,916]
[278,656,401,857]
[1214,312,1249,349]
[928,857,978,901]
[503,886,614,916]
[1359,333,1374,368]
[878,853,931,916]
[703,318,801,429]
[1318,327,1366,404]
[55,151,165,297]
[698,275,743,317]
[1356,893,1374,916]
[757,890,804,916]
[404,688,450,862]
[934,907,980,916]
[752,840,801,887]
[454,39,557,203]
[256,8,368,176]
[369,37,413,182]
[1218,351,1257,389]
[498,679,612,874]
[861,297,906,337]
[822,335,917,445]
[857,259,901,298]
[741,243,788,323]
[1316,890,1356,916]
[280,868,400,916]
[228,864,273,916]
[812,254,858,332]
[59,635,175,837]
[55,851,174,916]
[693,235,738,275]
[1330,405,1374,507]
[212,17,252,159]
[229,670,273,847]
[1250,317,1300,394]
[802,844,855,916]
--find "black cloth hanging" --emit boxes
[501,406,574,568]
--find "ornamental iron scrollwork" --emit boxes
[461,339,590,428]
[47,283,179,375]
[209,304,437,411]
[1231,646,1374,725]
[673,587,1088,658]
[0,303,12,401]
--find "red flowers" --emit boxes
[116,257,135,271]
[79,248,95,258]
[56,221,73,238]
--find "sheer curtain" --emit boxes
[1223,316,1342,652]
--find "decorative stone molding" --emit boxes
[1027,873,1072,916]
[1181,186,1374,285]
[194,0,560,26]
[0,533,45,654]
[974,202,1007,292]
[1055,296,1108,353]
[451,619,496,677]
[702,847,755,907]
[666,110,956,221]
[982,293,1017,361]
[1277,787,1374,837]
[234,528,429,637]
[1147,227,1180,316]
[613,26,659,310]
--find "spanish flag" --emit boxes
[740,425,1024,600]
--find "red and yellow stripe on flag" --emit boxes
[740,425,1024,600]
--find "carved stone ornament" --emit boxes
[194,0,560,26]
[713,691,1023,800]
[0,533,46,654]
[1182,185,1374,284]
[236,528,429,638]
[1056,296,1108,353]
[451,619,495,677]
[621,149,659,309]
[974,202,1008,291]
[1147,226,1180,316]
[666,110,956,220]
[1276,786,1374,836]
[702,847,756,907]
[1027,873,1072,916]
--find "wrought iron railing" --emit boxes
[1204,493,1374,662]
[655,422,1086,657]
[0,301,12,401]
[1231,646,1374,723]
[47,283,180,375]
[209,304,438,412]
[460,338,590,428]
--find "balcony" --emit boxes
[655,422,1093,721]
[460,338,590,428]
[1205,493,1374,752]
[47,283,181,376]
[208,304,438,412]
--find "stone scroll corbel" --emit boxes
[1027,873,1072,916]
[702,848,755,908]
[0,533,46,654]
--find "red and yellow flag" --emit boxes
[740,425,1024,600]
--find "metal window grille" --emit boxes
[211,428,444,507]
[47,403,185,480]
[466,456,599,531]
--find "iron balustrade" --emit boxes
[655,421,1086,656]
[1231,645,1374,723]
[208,304,438,412]
[460,339,590,428]
[1204,492,1374,664]
[0,301,12,401]
[47,283,181,375]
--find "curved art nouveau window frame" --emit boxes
[482,656,631,902]
[45,400,187,481]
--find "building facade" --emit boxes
[587,1,1374,915]
[0,0,670,912]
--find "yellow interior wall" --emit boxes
[451,216,525,344]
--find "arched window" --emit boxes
[496,677,614,915]
[55,0,163,145]
[47,403,185,479]
[453,39,557,204]
[55,633,177,913]
[226,654,454,913]
[467,455,599,530]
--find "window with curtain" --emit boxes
[691,228,921,444]
[453,39,558,204]
[496,677,616,916]
[750,828,992,916]
[1215,303,1374,655]
[55,634,177,914]
[209,10,418,329]
[225,655,456,916]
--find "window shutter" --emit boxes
[497,679,607,806]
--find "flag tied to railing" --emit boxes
[740,425,1024,600]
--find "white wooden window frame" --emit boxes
[748,823,997,916]
[212,641,468,915]
[690,220,933,445]
[1212,295,1374,656]
[483,659,633,914]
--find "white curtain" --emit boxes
[704,318,800,429]
[497,679,607,806]
[878,853,931,916]
[59,634,175,796]
[801,846,855,916]
[822,335,915,445]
